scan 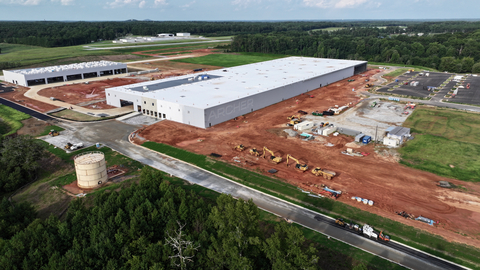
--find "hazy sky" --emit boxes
[0,0,478,21]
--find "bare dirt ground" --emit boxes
[16,117,51,136]
[0,83,59,112]
[134,69,480,247]
[38,78,143,109]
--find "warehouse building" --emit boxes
[3,61,127,87]
[105,56,367,128]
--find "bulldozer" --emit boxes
[286,154,308,172]
[365,83,374,88]
[287,118,302,126]
[234,144,245,151]
[48,129,60,137]
[262,146,282,164]
[311,167,336,180]
[249,147,261,157]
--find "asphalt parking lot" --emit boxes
[450,76,480,105]
[377,72,453,98]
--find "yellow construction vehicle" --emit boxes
[287,114,300,120]
[311,167,336,180]
[234,144,245,151]
[262,146,282,164]
[249,147,261,156]
[48,129,60,137]
[365,83,374,88]
[286,154,308,172]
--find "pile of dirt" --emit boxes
[136,69,480,247]
[0,85,59,113]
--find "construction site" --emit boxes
[129,68,480,248]
[2,53,480,249]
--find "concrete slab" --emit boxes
[118,114,162,127]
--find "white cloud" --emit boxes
[138,0,145,7]
[0,0,42,5]
[154,0,167,5]
[303,0,369,8]
[106,0,140,8]
[180,0,195,8]
[231,0,261,8]
[51,0,74,5]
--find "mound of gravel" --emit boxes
[283,129,298,137]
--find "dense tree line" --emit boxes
[0,197,36,239]
[0,167,319,269]
[0,21,418,48]
[0,136,45,193]
[231,28,480,73]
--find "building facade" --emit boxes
[3,61,127,87]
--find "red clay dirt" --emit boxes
[134,69,480,248]
[0,83,59,113]
[38,78,143,109]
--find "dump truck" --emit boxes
[311,167,336,180]
[262,146,282,164]
[286,154,308,172]
[70,143,84,150]
[48,129,60,137]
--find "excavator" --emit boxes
[234,144,245,151]
[311,167,336,180]
[365,83,374,88]
[249,147,261,156]
[286,154,308,172]
[262,146,282,164]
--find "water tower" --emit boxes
[74,151,108,189]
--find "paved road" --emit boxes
[0,97,54,122]
[55,119,468,270]
[83,40,231,51]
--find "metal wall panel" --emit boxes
[204,67,354,127]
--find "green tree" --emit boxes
[263,221,319,270]
[472,62,480,73]
[0,197,36,239]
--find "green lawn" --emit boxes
[142,141,480,269]
[400,106,480,182]
[172,53,285,67]
[0,105,30,136]
[383,68,411,78]
[37,125,65,137]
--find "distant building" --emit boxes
[383,126,411,147]
[176,33,190,37]
[3,61,127,87]
[158,33,174,38]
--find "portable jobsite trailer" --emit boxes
[294,121,314,131]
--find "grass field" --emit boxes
[172,53,285,67]
[37,125,65,137]
[142,141,480,269]
[400,106,480,182]
[49,110,110,121]
[0,104,31,136]
[0,39,232,74]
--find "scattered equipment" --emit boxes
[311,167,336,180]
[65,142,83,150]
[48,129,60,137]
[262,146,282,164]
[286,154,308,172]
[234,144,245,152]
[249,147,261,156]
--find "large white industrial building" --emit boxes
[3,61,128,87]
[105,57,367,128]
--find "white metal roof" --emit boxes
[107,56,366,109]
[11,61,126,75]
